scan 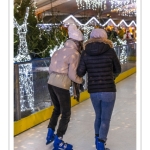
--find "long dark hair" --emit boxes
[69,38,83,54]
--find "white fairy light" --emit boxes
[76,0,106,10]
[113,37,127,64]
[63,15,83,26]
[49,42,64,57]
[37,23,60,31]
[81,25,94,41]
[14,7,31,62]
[19,63,34,111]
[119,46,127,64]
[85,17,102,26]
[102,18,117,27]
[110,0,136,17]
[60,15,136,28]
[46,15,136,65]
[117,37,127,45]
[14,7,35,112]
[128,20,137,27]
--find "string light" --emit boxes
[81,25,94,41]
[102,18,117,27]
[49,42,64,57]
[14,7,31,62]
[63,15,83,26]
[14,10,135,112]
[84,17,102,26]
[110,0,136,17]
[19,63,34,111]
[119,46,128,64]
[128,20,137,27]
[76,0,106,10]
[114,38,128,63]
[36,15,136,63]
[14,7,35,112]
[36,23,60,31]
[37,15,136,32]
[62,15,136,27]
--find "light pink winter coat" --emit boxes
[48,39,83,90]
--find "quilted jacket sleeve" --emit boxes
[77,51,87,77]
[68,52,83,84]
[111,48,121,79]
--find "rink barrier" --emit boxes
[14,67,136,136]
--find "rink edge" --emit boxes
[14,67,136,136]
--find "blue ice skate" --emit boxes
[95,136,98,149]
[46,128,55,145]
[97,141,110,150]
[53,135,73,150]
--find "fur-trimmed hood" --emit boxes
[83,38,113,50]
[83,38,114,56]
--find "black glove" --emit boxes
[82,79,85,85]
[113,73,120,80]
[79,84,84,92]
[72,82,80,102]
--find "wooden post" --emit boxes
[14,63,21,121]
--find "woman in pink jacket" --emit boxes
[46,24,84,150]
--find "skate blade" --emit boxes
[52,148,73,150]
[46,140,54,145]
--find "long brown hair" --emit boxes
[69,38,83,54]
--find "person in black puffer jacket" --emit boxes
[77,28,121,150]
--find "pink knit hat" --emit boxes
[68,24,84,41]
[90,28,107,39]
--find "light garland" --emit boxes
[76,0,106,10]
[37,16,136,32]
[110,0,135,9]
[119,46,127,64]
[14,7,35,112]
[84,17,102,26]
[62,15,136,27]
[37,15,137,31]
[102,18,117,27]
[110,0,136,17]
[13,2,136,113]
[37,15,136,63]
[36,23,60,31]
[128,20,137,27]
[14,7,31,62]
[63,15,83,26]
[114,38,127,63]
[81,25,94,41]
[49,42,64,57]
[19,63,34,111]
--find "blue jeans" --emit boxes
[90,92,116,142]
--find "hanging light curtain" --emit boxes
[75,0,136,16]
[110,0,136,17]
[110,0,136,10]
[76,0,107,10]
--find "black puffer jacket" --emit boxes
[77,38,121,93]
